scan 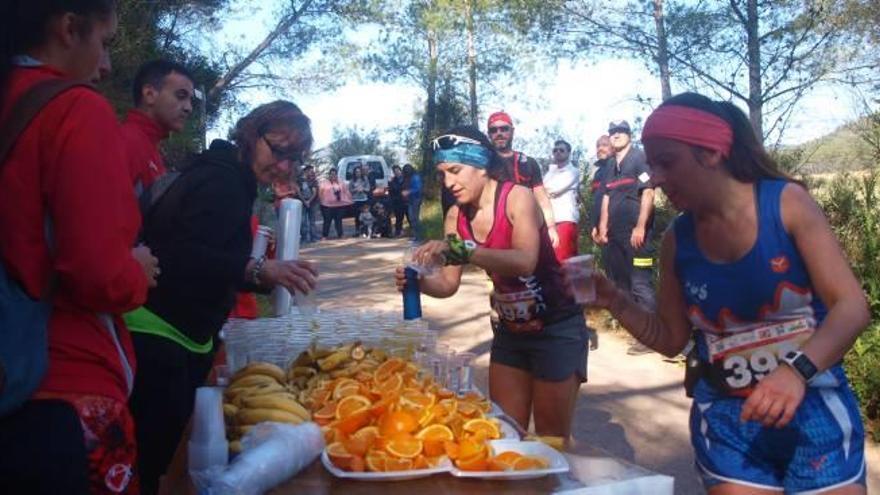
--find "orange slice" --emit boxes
[379,410,418,437]
[374,358,405,383]
[455,452,489,472]
[423,439,445,457]
[335,394,371,419]
[463,418,500,440]
[314,401,337,420]
[351,425,380,445]
[365,449,387,472]
[369,393,398,419]
[332,378,361,400]
[458,438,485,459]
[384,456,413,471]
[332,409,371,435]
[443,440,460,460]
[326,442,352,470]
[513,455,549,471]
[385,433,423,458]
[413,455,429,469]
[349,455,366,472]
[414,424,454,442]
[373,373,403,395]
[401,390,436,410]
[456,401,481,418]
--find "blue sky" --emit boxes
[205,3,865,162]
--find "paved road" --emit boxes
[302,234,878,494]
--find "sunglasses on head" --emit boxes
[262,136,303,162]
[488,125,511,134]
[431,134,483,151]
[553,147,568,153]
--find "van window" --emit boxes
[345,160,385,181]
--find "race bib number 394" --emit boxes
[705,318,814,396]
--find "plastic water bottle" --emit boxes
[403,267,422,320]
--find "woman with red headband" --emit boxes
[584,92,868,494]
[396,125,590,439]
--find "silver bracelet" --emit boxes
[251,255,267,285]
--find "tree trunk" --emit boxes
[653,0,672,101]
[745,0,764,139]
[207,0,313,103]
[421,29,439,174]
[466,0,478,127]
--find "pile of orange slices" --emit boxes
[298,355,501,472]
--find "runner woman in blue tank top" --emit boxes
[582,92,870,494]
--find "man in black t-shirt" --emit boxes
[486,110,559,247]
[597,120,656,354]
[590,134,612,244]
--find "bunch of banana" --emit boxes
[223,362,312,454]
[286,342,388,387]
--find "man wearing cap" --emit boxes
[486,111,559,247]
[121,59,195,195]
[599,120,656,355]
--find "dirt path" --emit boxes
[302,233,878,494]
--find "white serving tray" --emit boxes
[321,450,452,481]
[448,439,570,480]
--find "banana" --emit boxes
[290,351,314,369]
[223,403,239,422]
[318,349,350,371]
[237,407,305,426]
[308,346,333,360]
[229,440,243,455]
[225,374,278,393]
[231,362,286,384]
[290,366,317,378]
[229,382,287,407]
[237,424,254,437]
[241,393,311,421]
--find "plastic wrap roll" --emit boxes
[272,198,303,316]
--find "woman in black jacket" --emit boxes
[126,100,318,495]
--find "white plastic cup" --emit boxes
[250,225,273,259]
[455,352,476,395]
[402,245,438,277]
[563,254,596,304]
[189,387,228,472]
[296,287,317,317]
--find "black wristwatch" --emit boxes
[781,350,818,383]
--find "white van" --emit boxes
[336,155,393,189]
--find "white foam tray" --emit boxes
[448,439,570,480]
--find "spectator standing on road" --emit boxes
[121,59,194,195]
[597,120,656,355]
[388,164,409,237]
[586,92,870,494]
[589,135,612,244]
[402,164,423,241]
[349,164,371,236]
[126,101,318,495]
[543,139,580,262]
[319,168,352,239]
[486,111,559,248]
[0,2,158,492]
[299,165,320,243]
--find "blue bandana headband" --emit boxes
[432,143,492,169]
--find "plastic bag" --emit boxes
[202,422,324,495]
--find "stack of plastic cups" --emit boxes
[454,352,476,396]
[273,199,303,316]
[188,387,228,477]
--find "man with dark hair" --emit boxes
[590,135,612,244]
[544,139,580,261]
[597,120,656,355]
[486,111,559,247]
[121,59,195,194]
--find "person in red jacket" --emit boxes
[0,1,158,493]
[121,59,195,193]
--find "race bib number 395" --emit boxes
[705,318,814,396]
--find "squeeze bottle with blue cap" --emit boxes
[403,267,422,320]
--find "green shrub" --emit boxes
[818,170,880,438]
